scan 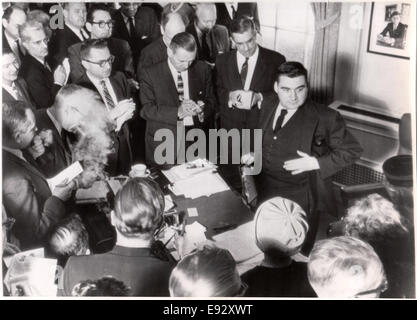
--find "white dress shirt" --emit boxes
[167,59,193,126]
[87,73,119,111]
[236,46,259,91]
[65,23,89,41]
[272,103,298,130]
[226,2,238,19]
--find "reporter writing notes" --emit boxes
[2,101,74,250]
[241,62,363,253]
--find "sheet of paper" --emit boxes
[213,221,262,263]
[162,159,216,183]
[164,195,175,211]
[181,221,207,256]
[170,171,229,199]
[3,248,44,269]
[187,207,199,217]
[47,161,83,191]
[4,257,58,296]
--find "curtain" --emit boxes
[309,2,342,105]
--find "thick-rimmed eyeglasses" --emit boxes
[83,55,115,68]
[90,20,114,28]
[354,280,388,298]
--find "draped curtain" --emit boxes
[309,3,342,105]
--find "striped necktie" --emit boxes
[177,71,184,101]
[240,57,249,87]
[100,80,116,109]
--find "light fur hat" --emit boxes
[254,197,309,256]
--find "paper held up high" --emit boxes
[46,161,83,191]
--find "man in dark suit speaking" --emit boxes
[241,62,363,253]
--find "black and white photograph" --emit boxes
[368,1,411,58]
[0,0,415,304]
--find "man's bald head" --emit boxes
[195,3,217,33]
[162,12,186,46]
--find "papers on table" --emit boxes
[3,248,44,269]
[3,248,58,296]
[162,159,216,184]
[213,221,262,264]
[46,161,83,191]
[169,171,229,199]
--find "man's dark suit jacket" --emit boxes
[215,46,286,131]
[2,150,66,250]
[68,37,135,83]
[47,24,85,70]
[76,72,133,175]
[186,23,230,63]
[380,22,407,39]
[62,245,176,296]
[2,30,25,63]
[18,54,62,109]
[111,6,160,67]
[215,2,260,32]
[136,37,167,76]
[2,78,38,110]
[139,60,215,165]
[33,109,72,178]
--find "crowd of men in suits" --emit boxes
[3,2,413,298]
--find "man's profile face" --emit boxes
[168,47,196,72]
[2,8,27,39]
[64,3,87,29]
[24,28,49,60]
[16,108,37,149]
[83,47,113,79]
[274,75,308,110]
[231,29,257,58]
[196,7,217,33]
[2,53,19,83]
[88,10,113,39]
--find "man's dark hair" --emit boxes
[229,15,256,35]
[391,11,401,18]
[2,101,28,143]
[276,61,308,83]
[2,5,24,22]
[72,276,131,296]
[80,38,109,60]
[169,32,196,53]
[87,3,111,23]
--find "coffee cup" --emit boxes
[129,164,150,178]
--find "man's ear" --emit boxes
[110,210,116,227]
[85,22,92,33]
[273,81,279,94]
[14,131,22,145]
[167,47,173,58]
[349,265,365,276]
[2,18,8,29]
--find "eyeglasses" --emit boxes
[83,55,115,67]
[354,280,388,298]
[90,20,114,28]
[31,37,49,46]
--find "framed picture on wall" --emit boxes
[367,1,411,59]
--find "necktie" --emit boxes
[201,31,211,61]
[44,61,52,72]
[231,5,237,18]
[240,57,249,87]
[100,80,116,109]
[177,72,184,101]
[128,17,136,38]
[16,39,25,60]
[273,108,288,134]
